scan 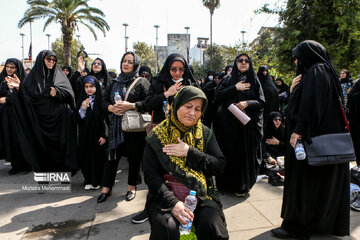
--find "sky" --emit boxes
[0,0,284,70]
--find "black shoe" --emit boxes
[271,227,309,239]
[8,168,19,175]
[126,191,136,201]
[131,210,148,224]
[97,190,112,203]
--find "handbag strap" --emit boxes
[124,77,141,101]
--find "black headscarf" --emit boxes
[62,65,73,79]
[90,58,111,89]
[225,64,232,75]
[257,66,277,90]
[0,58,26,93]
[157,53,197,88]
[23,50,74,103]
[340,69,353,84]
[275,78,288,93]
[139,65,153,82]
[77,75,103,120]
[264,112,285,140]
[117,51,140,84]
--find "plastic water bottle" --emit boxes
[295,139,306,160]
[114,92,122,104]
[163,100,168,117]
[179,190,197,235]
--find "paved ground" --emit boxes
[0,159,359,240]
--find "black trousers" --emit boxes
[149,205,229,240]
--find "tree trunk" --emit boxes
[62,30,73,66]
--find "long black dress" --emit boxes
[281,40,349,236]
[215,53,265,194]
[0,58,30,172]
[12,50,77,172]
[74,76,107,186]
[262,112,285,161]
[347,80,360,166]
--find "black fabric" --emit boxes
[215,53,265,193]
[12,50,77,171]
[281,40,349,236]
[348,80,360,165]
[139,65,153,82]
[0,58,30,170]
[148,205,229,240]
[145,54,199,124]
[262,112,285,160]
[90,57,111,90]
[257,66,279,127]
[74,76,107,186]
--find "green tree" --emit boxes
[203,44,226,72]
[133,41,156,73]
[18,0,110,65]
[202,0,220,69]
[51,37,80,68]
[260,0,360,77]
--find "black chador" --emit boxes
[74,76,107,187]
[12,50,77,172]
[0,58,31,174]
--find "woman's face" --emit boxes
[273,117,282,129]
[226,67,232,75]
[44,56,56,70]
[275,80,282,86]
[5,63,16,76]
[62,68,70,76]
[84,83,96,96]
[121,54,134,74]
[236,55,250,73]
[170,61,185,80]
[81,70,88,77]
[92,59,102,73]
[177,98,203,127]
[340,71,346,79]
[263,70,268,76]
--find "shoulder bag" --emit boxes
[121,77,151,132]
[303,78,356,166]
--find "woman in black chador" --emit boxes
[74,76,107,189]
[0,58,31,174]
[272,40,350,239]
[10,50,77,172]
[347,80,360,166]
[215,53,265,196]
[257,65,279,127]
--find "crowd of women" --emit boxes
[0,39,358,239]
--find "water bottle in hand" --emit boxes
[295,139,306,160]
[163,100,168,117]
[114,92,122,104]
[179,190,197,235]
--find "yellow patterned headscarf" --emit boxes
[146,86,211,200]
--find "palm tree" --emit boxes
[18,0,110,65]
[202,0,220,69]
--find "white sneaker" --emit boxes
[84,184,92,190]
[91,185,100,190]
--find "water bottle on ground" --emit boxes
[163,100,168,118]
[295,139,306,160]
[179,190,197,235]
[114,92,122,104]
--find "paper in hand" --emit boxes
[228,103,251,125]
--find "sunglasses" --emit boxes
[45,57,56,62]
[92,62,102,66]
[273,118,282,122]
[170,67,185,73]
[237,59,251,64]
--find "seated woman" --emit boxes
[262,112,286,166]
[144,86,229,240]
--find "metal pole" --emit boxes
[185,26,190,63]
[76,34,80,43]
[20,33,25,63]
[123,23,128,52]
[154,25,159,73]
[46,34,51,50]
[241,30,246,47]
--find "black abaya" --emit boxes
[12,50,77,172]
[215,53,265,193]
[281,40,349,236]
[347,80,360,165]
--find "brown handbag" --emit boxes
[162,173,190,202]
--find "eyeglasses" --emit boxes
[237,59,251,64]
[45,57,56,63]
[273,118,282,122]
[170,67,185,73]
[92,62,102,66]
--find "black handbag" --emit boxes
[304,132,355,166]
